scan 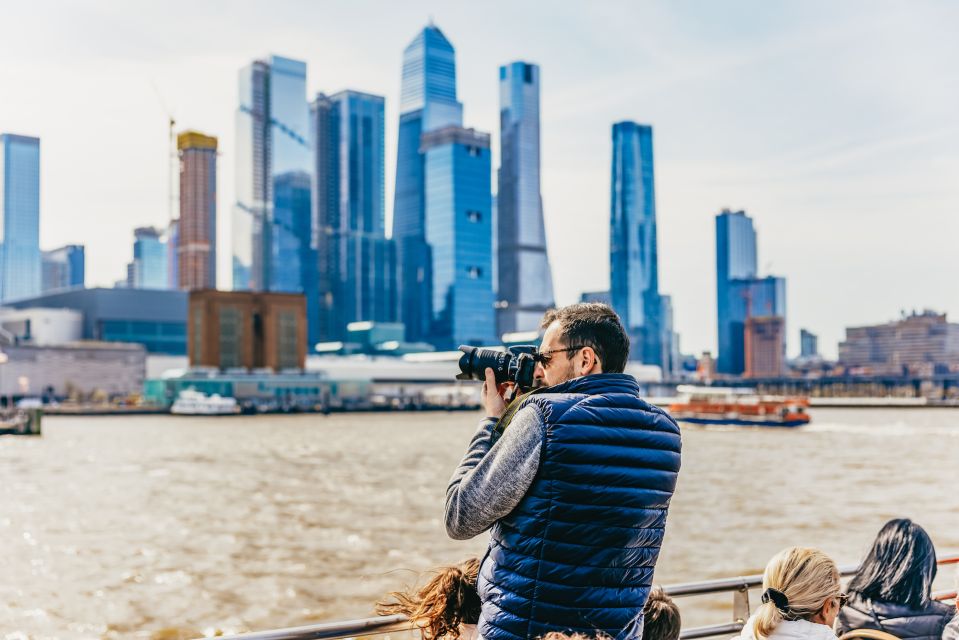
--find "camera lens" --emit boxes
[456,345,511,383]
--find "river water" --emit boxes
[1,409,957,639]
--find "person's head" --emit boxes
[376,558,480,640]
[643,586,681,640]
[752,547,843,639]
[847,518,938,609]
[535,303,630,387]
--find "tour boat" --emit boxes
[668,385,811,427]
[170,389,239,415]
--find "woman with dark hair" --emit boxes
[836,519,953,640]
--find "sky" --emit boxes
[1,0,957,359]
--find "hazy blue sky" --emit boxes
[2,0,957,358]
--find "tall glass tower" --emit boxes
[42,244,85,292]
[422,126,496,350]
[496,61,554,337]
[233,55,312,294]
[610,122,663,366]
[715,209,758,373]
[392,24,463,343]
[0,133,41,302]
[128,226,168,290]
[310,90,395,345]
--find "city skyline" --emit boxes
[2,1,958,358]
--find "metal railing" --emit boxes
[206,555,959,640]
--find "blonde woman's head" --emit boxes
[752,547,842,640]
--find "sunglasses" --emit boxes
[837,593,849,609]
[535,346,587,366]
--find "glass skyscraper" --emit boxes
[0,133,41,302]
[715,209,758,373]
[610,122,664,366]
[422,126,496,349]
[233,55,312,294]
[392,24,464,343]
[726,275,786,374]
[310,90,395,345]
[496,61,554,337]
[128,226,169,290]
[41,244,85,292]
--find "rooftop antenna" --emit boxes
[149,79,177,225]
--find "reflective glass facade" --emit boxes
[610,122,664,365]
[0,134,41,302]
[715,209,758,373]
[310,90,395,345]
[129,227,168,290]
[165,220,179,289]
[6,288,188,355]
[234,55,311,294]
[393,25,463,343]
[422,127,495,350]
[496,62,554,336]
[725,276,786,374]
[41,244,85,292]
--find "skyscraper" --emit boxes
[715,209,758,373]
[310,90,395,345]
[392,24,464,343]
[233,55,311,294]
[610,122,664,366]
[128,227,168,289]
[0,133,41,302]
[41,244,85,292]
[422,126,496,349]
[744,316,785,378]
[165,219,178,289]
[800,328,819,359]
[177,131,217,290]
[496,61,554,336]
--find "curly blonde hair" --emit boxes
[377,558,481,640]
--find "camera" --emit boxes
[456,345,539,389]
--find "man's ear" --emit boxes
[582,347,598,374]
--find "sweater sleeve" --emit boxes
[943,614,959,640]
[444,405,544,540]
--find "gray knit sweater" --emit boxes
[445,405,545,540]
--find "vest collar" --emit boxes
[537,372,639,397]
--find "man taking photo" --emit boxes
[446,303,682,640]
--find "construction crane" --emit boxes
[150,79,178,224]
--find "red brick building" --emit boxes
[189,290,307,371]
[177,131,217,290]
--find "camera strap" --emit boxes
[492,390,538,440]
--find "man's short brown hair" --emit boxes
[540,303,630,373]
[642,586,681,640]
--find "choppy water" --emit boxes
[1,409,958,639]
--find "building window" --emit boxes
[219,306,241,369]
[467,210,482,223]
[192,308,203,361]
[277,310,299,370]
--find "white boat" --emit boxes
[170,389,239,415]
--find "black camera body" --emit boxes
[456,345,539,389]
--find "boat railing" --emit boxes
[205,555,959,640]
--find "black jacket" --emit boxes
[836,593,955,640]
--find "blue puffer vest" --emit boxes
[477,373,682,640]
